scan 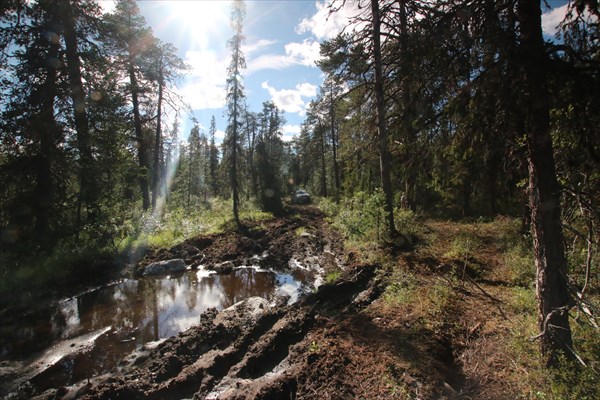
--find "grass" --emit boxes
[295,226,308,237]
[353,216,600,399]
[319,192,425,247]
[325,270,342,284]
[1,197,274,309]
[119,198,273,255]
[382,272,418,308]
[444,233,482,259]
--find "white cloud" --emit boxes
[296,0,360,40]
[243,39,278,55]
[282,124,302,142]
[178,37,280,110]
[542,3,598,37]
[177,49,228,110]
[246,39,322,74]
[285,39,322,67]
[96,0,116,14]
[542,4,568,36]
[216,129,225,139]
[261,81,317,115]
[283,124,302,135]
[247,54,292,73]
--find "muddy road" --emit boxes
[2,206,385,399]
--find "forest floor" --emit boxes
[4,205,591,399]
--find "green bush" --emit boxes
[443,231,481,259]
[325,270,342,284]
[504,241,535,287]
[383,274,417,307]
[320,190,421,245]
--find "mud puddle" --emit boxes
[0,263,321,396]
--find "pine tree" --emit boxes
[208,116,220,197]
[0,1,66,249]
[106,0,156,210]
[58,0,99,230]
[517,0,573,366]
[224,0,246,229]
[148,41,186,211]
[255,101,285,214]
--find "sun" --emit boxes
[166,1,230,46]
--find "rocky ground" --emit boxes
[3,207,562,399]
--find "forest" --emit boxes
[0,0,599,399]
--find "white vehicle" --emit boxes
[292,189,311,204]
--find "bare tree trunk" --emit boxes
[518,0,573,366]
[245,109,258,198]
[151,61,164,211]
[319,123,328,197]
[330,97,340,202]
[232,96,241,228]
[371,0,397,240]
[60,0,96,230]
[187,147,193,209]
[129,57,150,210]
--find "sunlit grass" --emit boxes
[324,270,341,284]
[118,197,273,259]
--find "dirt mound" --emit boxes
[135,205,341,276]
[50,262,374,400]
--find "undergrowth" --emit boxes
[371,217,600,399]
[319,190,424,246]
[0,198,272,306]
[119,198,272,252]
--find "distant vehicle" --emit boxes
[292,189,311,204]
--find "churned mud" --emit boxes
[2,205,374,400]
[3,207,501,400]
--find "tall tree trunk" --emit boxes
[518,0,573,366]
[187,148,192,209]
[319,123,328,197]
[33,10,61,250]
[330,96,340,202]
[151,62,164,211]
[245,110,258,198]
[398,0,418,209]
[232,88,241,228]
[128,54,150,210]
[371,0,397,240]
[60,0,96,229]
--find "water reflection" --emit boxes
[0,267,315,361]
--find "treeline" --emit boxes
[0,0,293,252]
[0,0,189,251]
[289,0,599,366]
[294,1,599,220]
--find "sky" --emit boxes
[98,0,349,143]
[96,0,574,143]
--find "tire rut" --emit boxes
[148,308,287,400]
[65,208,379,400]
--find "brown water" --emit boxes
[0,266,317,392]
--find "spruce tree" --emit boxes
[224,0,246,229]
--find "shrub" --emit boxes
[320,190,422,245]
[383,276,417,307]
[504,241,535,287]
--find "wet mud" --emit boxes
[3,206,378,400]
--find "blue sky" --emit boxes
[100,0,349,142]
[97,0,574,142]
